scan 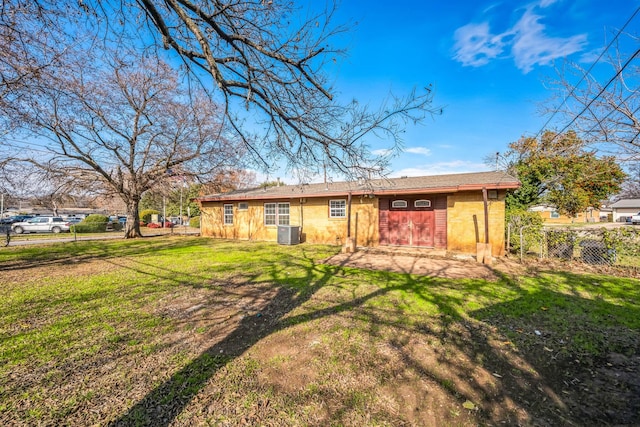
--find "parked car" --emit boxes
[0,215,33,224]
[631,212,640,225]
[11,216,71,234]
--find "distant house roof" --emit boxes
[611,199,640,209]
[528,205,556,212]
[196,171,519,202]
[529,204,601,212]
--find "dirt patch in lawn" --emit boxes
[322,249,525,280]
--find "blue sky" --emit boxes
[306,0,639,179]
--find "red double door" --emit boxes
[387,204,435,247]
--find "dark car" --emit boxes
[0,215,33,224]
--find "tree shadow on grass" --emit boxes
[108,252,640,426]
[369,268,640,425]
[109,250,511,426]
[287,268,640,426]
[109,249,339,426]
[470,279,640,425]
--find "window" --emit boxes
[550,211,560,218]
[265,203,276,225]
[391,200,407,209]
[414,199,431,208]
[224,204,233,225]
[329,199,346,218]
[277,203,290,225]
[264,202,290,225]
[238,202,248,211]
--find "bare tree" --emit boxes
[128,0,437,178]
[0,1,76,133]
[2,1,440,239]
[7,49,239,237]
[547,36,640,160]
[2,1,437,178]
[617,162,640,199]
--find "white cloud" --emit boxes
[452,1,587,73]
[538,0,558,7]
[405,147,432,156]
[511,10,587,73]
[453,22,506,67]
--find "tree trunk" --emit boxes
[124,197,142,238]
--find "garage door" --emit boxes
[384,198,435,247]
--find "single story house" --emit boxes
[196,171,520,257]
[529,204,603,224]
[610,199,640,222]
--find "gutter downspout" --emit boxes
[477,187,492,265]
[343,191,355,253]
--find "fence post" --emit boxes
[519,225,532,262]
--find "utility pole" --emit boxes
[163,195,166,228]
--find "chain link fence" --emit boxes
[3,220,200,246]
[507,223,640,269]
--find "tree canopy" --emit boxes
[5,47,239,237]
[1,1,439,237]
[504,130,626,216]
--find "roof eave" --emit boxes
[195,182,520,203]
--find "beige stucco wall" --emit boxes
[446,191,506,256]
[200,191,509,256]
[534,209,601,224]
[199,196,378,246]
[613,207,639,222]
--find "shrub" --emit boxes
[506,209,543,254]
[189,216,200,228]
[71,214,109,233]
[139,209,159,224]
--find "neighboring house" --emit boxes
[529,205,602,224]
[610,199,640,222]
[196,171,519,257]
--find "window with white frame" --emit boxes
[550,211,560,218]
[223,204,234,225]
[264,202,290,225]
[329,199,346,218]
[238,202,248,211]
[414,199,431,208]
[278,202,290,225]
[391,200,408,208]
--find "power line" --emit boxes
[581,86,639,138]
[533,5,640,140]
[554,47,640,138]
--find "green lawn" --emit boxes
[1,238,638,426]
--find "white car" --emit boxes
[11,216,71,234]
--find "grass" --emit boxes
[1,237,639,426]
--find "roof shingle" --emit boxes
[197,171,519,202]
